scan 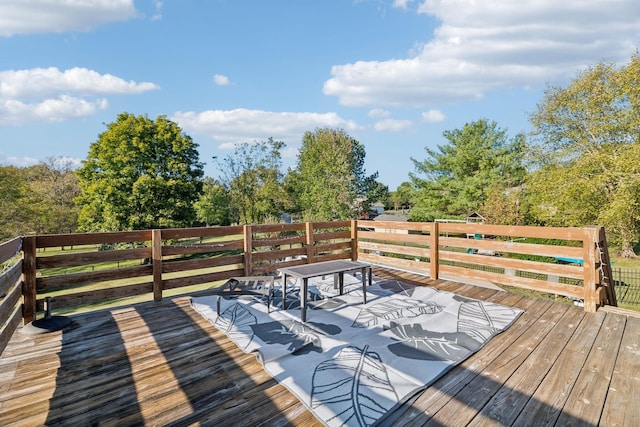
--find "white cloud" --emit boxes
[213,74,231,86]
[0,153,83,168]
[0,153,39,167]
[0,95,109,125]
[0,67,159,99]
[0,0,139,37]
[324,0,640,107]
[422,109,445,123]
[368,108,391,119]
[172,108,361,147]
[392,0,413,10]
[374,119,413,132]
[150,1,163,21]
[0,67,158,125]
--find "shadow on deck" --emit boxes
[1,268,638,426]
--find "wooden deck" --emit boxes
[1,268,638,426]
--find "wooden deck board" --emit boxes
[1,267,638,426]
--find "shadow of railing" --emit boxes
[41,298,296,425]
[44,313,144,425]
[136,299,296,426]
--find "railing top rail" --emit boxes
[0,237,22,264]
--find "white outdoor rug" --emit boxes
[191,275,523,427]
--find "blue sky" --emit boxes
[1,0,638,190]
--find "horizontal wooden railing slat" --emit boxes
[36,247,152,269]
[0,237,22,262]
[439,265,585,299]
[36,230,152,248]
[358,230,431,245]
[36,264,154,291]
[162,240,244,256]
[0,283,22,329]
[162,268,245,290]
[438,223,589,240]
[440,236,584,259]
[358,241,431,259]
[161,254,244,274]
[0,304,21,355]
[41,282,154,309]
[160,225,244,239]
[359,252,428,273]
[0,260,22,297]
[440,251,584,280]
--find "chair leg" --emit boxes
[216,295,221,315]
[267,288,271,313]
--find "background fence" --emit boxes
[613,268,640,307]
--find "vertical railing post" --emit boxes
[152,229,163,302]
[582,227,598,313]
[305,222,314,263]
[244,225,253,276]
[22,235,37,324]
[351,220,358,261]
[430,221,440,279]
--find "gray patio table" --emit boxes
[278,259,372,322]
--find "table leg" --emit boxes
[301,278,308,322]
[361,267,367,304]
[339,272,344,295]
[282,274,287,310]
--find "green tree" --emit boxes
[528,54,640,257]
[294,128,378,221]
[76,113,204,231]
[390,181,416,211]
[0,166,29,241]
[194,178,230,226]
[22,157,81,234]
[366,180,390,210]
[410,119,526,221]
[215,138,286,224]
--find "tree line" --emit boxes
[1,54,639,256]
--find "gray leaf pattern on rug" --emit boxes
[377,279,416,297]
[215,303,257,349]
[352,299,443,328]
[311,345,399,427]
[458,301,519,343]
[386,323,474,361]
[251,320,341,355]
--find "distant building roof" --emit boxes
[373,213,408,222]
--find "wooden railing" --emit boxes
[0,237,23,356]
[357,221,615,312]
[0,220,616,355]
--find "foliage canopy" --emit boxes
[293,128,378,221]
[527,54,640,257]
[214,138,286,225]
[409,119,526,221]
[76,113,204,231]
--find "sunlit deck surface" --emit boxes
[1,267,638,426]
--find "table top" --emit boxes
[278,259,369,279]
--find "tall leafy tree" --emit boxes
[294,128,378,221]
[527,54,640,257]
[23,157,80,234]
[76,113,204,231]
[194,178,230,226]
[0,166,29,241]
[390,181,416,211]
[215,138,286,224]
[410,119,526,221]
